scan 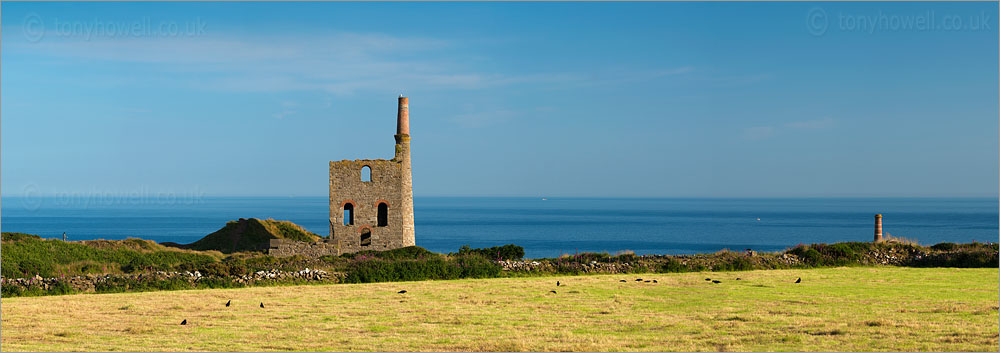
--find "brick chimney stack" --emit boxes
[396,96,409,136]
[874,214,883,242]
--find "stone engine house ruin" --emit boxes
[328,96,416,253]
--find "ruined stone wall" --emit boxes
[268,239,340,258]
[327,96,416,254]
[329,158,407,252]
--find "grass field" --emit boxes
[1,267,997,351]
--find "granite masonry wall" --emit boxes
[268,239,340,258]
[328,96,415,254]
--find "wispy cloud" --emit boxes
[10,32,591,95]
[8,31,701,97]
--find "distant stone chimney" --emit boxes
[874,214,883,242]
[396,96,409,136]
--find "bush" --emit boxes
[715,255,754,271]
[910,250,999,268]
[352,246,438,261]
[788,245,823,266]
[657,258,689,273]
[455,254,502,278]
[931,242,958,251]
[456,244,524,260]
[343,257,461,283]
[1,233,41,241]
[1,283,24,297]
[613,252,639,263]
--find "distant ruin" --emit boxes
[328,96,416,253]
[268,97,416,257]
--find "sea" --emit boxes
[1,197,996,258]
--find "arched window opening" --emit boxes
[377,203,388,227]
[343,203,354,226]
[361,166,372,182]
[360,229,372,246]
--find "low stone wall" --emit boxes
[0,268,337,294]
[268,239,340,258]
[496,260,636,273]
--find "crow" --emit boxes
[635,278,643,282]
[736,278,741,281]
[644,280,651,283]
[180,319,187,325]
[619,280,627,282]
[652,280,658,283]
[398,290,407,294]
[795,277,801,283]
[225,300,231,307]
[260,302,265,308]
[556,281,560,287]
[549,290,557,294]
[712,280,722,284]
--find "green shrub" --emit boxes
[657,258,689,273]
[910,250,999,268]
[788,245,823,266]
[455,244,524,260]
[1,283,24,297]
[1,233,41,241]
[931,242,958,251]
[715,255,754,271]
[613,252,640,263]
[455,254,502,278]
[45,281,73,296]
[573,252,612,263]
[353,246,439,261]
[342,257,461,283]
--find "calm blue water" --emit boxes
[1,197,996,258]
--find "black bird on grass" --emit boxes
[736,278,741,281]
[795,277,801,283]
[619,279,627,283]
[705,278,711,281]
[652,280,658,283]
[549,290,557,294]
[556,281,560,287]
[712,280,722,284]
[398,290,407,294]
[635,278,643,282]
[260,302,265,308]
[225,300,231,307]
[644,280,650,283]
[180,319,187,325]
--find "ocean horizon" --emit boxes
[2,196,996,258]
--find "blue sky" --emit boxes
[2,2,997,197]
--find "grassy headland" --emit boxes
[2,224,997,297]
[1,267,996,351]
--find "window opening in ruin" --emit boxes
[377,203,388,227]
[361,166,372,182]
[360,229,372,246]
[343,203,354,226]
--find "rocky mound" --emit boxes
[167,218,322,254]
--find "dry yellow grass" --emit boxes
[1,267,997,351]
